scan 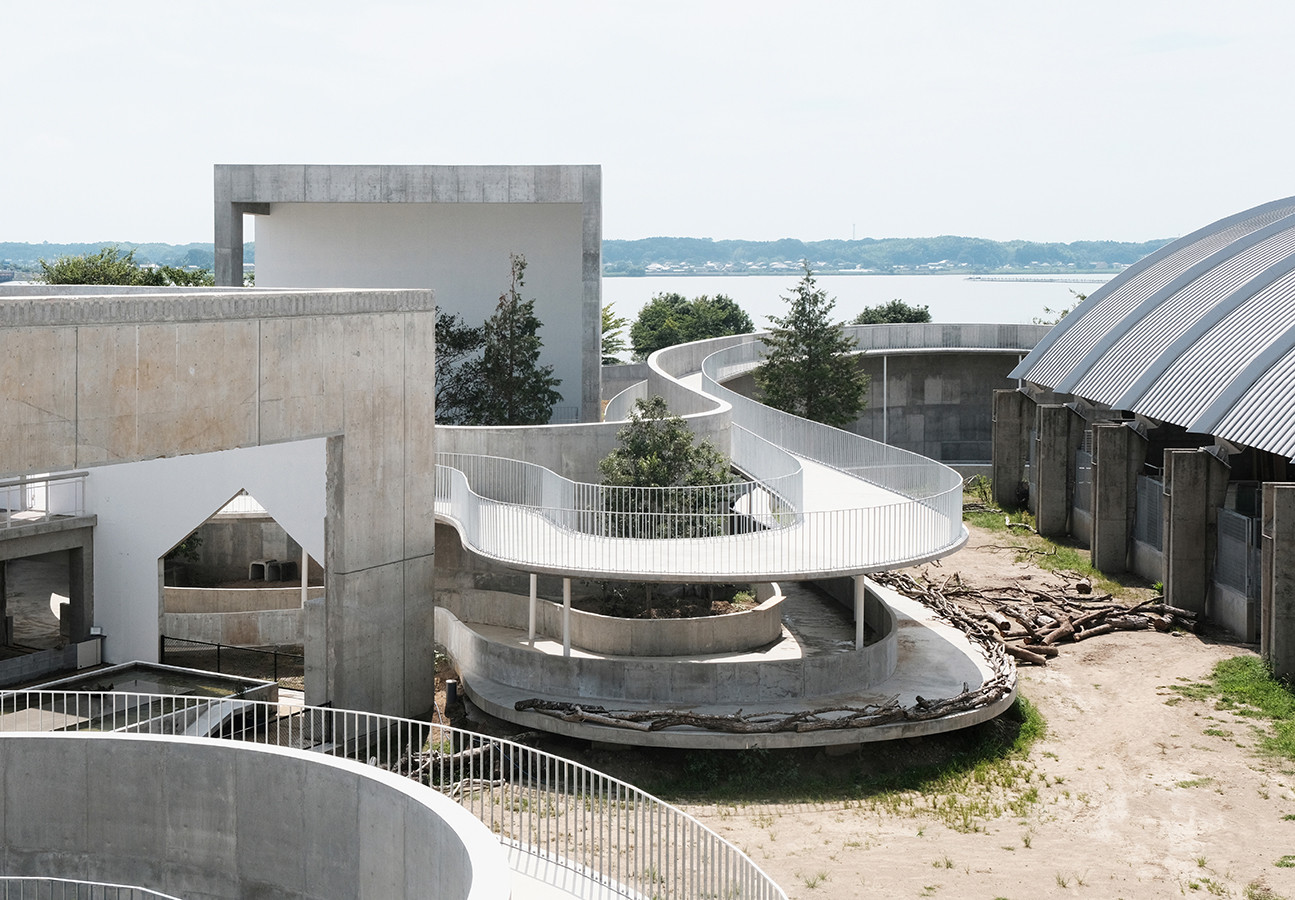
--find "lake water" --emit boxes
[602,273,1112,330]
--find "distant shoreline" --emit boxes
[604,271,1117,280]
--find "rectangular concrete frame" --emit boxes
[0,288,437,716]
[215,163,603,424]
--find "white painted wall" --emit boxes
[84,440,326,664]
[256,201,585,417]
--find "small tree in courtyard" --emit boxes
[599,395,734,538]
[434,309,485,424]
[851,298,931,324]
[460,253,563,425]
[756,264,869,428]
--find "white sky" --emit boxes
[3,1,1293,244]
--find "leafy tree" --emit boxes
[38,245,213,286]
[629,292,754,359]
[756,264,869,427]
[598,395,734,538]
[1033,290,1087,325]
[850,298,931,325]
[459,253,562,425]
[602,302,629,365]
[434,310,485,424]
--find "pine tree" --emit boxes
[461,253,562,425]
[756,264,868,427]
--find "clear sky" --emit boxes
[4,1,1292,245]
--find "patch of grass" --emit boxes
[1247,880,1291,900]
[1172,656,1295,760]
[632,696,1045,835]
[1176,777,1216,789]
[1277,855,1295,868]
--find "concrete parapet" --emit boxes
[435,596,897,707]
[439,583,785,657]
[161,608,304,647]
[0,732,510,899]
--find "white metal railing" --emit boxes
[2,691,788,900]
[437,451,803,541]
[0,471,87,528]
[0,879,182,899]
[435,460,960,579]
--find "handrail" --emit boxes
[0,470,88,528]
[0,878,183,899]
[1,690,789,900]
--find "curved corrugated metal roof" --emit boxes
[1010,196,1295,459]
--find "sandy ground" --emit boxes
[683,529,1295,900]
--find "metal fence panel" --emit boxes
[1134,475,1163,550]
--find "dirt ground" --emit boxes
[682,528,1295,899]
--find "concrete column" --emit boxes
[992,390,1032,509]
[1091,422,1147,574]
[1034,404,1080,537]
[853,574,867,650]
[1262,483,1295,679]
[528,573,538,643]
[65,543,94,643]
[562,577,572,658]
[300,549,309,610]
[1163,448,1230,615]
[0,560,7,644]
[213,189,243,287]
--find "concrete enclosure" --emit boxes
[0,286,437,716]
[0,732,509,899]
[215,164,603,422]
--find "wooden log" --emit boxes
[1043,616,1075,645]
[980,610,1014,633]
[1004,643,1049,665]
[1019,643,1059,658]
[1074,623,1114,640]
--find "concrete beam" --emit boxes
[1162,448,1230,615]
[1091,422,1147,574]
[991,389,1032,508]
[1263,483,1295,679]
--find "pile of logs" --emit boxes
[873,570,1197,667]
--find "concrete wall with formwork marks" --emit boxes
[0,285,437,717]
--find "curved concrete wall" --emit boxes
[439,583,785,657]
[438,590,896,705]
[165,586,321,614]
[160,608,304,646]
[0,733,510,900]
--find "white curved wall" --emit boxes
[257,201,587,416]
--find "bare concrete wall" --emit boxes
[0,732,509,899]
[0,287,437,716]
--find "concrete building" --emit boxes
[995,196,1295,676]
[214,164,603,423]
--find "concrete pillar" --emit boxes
[65,543,93,643]
[562,577,572,658]
[213,178,244,287]
[853,574,867,650]
[0,560,7,644]
[528,573,538,643]
[992,390,1032,509]
[1090,423,1147,574]
[1034,404,1081,537]
[1163,448,1230,615]
[1262,483,1295,679]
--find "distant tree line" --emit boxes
[603,235,1170,274]
[0,241,254,271]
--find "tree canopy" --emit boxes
[38,245,214,286]
[756,265,869,428]
[434,310,485,425]
[601,303,629,365]
[458,253,562,426]
[850,298,931,325]
[599,395,732,489]
[629,292,754,359]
